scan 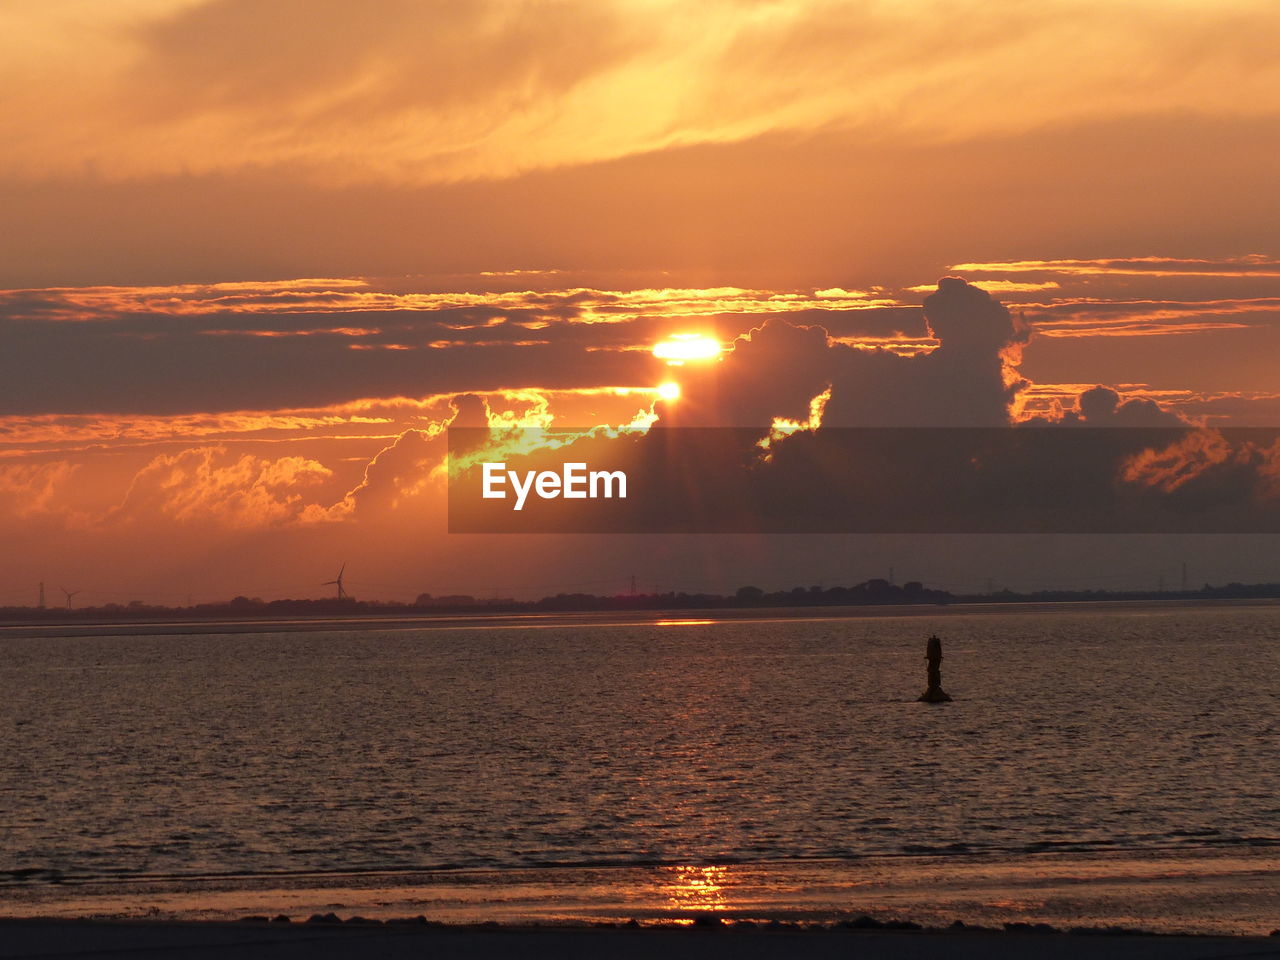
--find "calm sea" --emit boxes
[3,603,1278,888]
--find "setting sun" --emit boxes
[657,381,681,401]
[652,334,722,365]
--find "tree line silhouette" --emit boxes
[3,579,1279,623]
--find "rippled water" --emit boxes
[2,604,1278,883]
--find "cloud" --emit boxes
[1028,385,1191,428]
[7,268,1269,430]
[1076,386,1187,427]
[327,429,439,520]
[5,1,1280,184]
[0,403,410,452]
[0,388,666,459]
[1121,429,1280,505]
[0,460,78,518]
[824,277,1031,427]
[1121,430,1235,493]
[0,279,893,322]
[1020,297,1280,339]
[332,394,491,518]
[0,279,908,416]
[666,278,1031,430]
[11,272,1276,437]
[110,446,335,528]
[949,256,1280,279]
[904,280,1061,294]
[1173,392,1280,426]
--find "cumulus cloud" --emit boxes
[0,461,78,518]
[327,429,439,520]
[669,278,1030,430]
[1075,385,1188,427]
[332,394,491,518]
[1027,385,1191,428]
[920,276,1031,423]
[111,446,334,528]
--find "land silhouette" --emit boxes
[3,578,1279,624]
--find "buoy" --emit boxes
[918,634,953,703]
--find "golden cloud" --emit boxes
[7,2,1279,184]
[111,447,335,528]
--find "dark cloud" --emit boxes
[1018,385,1190,428]
[0,283,914,416]
[0,324,644,416]
[669,278,1029,429]
[1073,385,1188,427]
[665,318,833,428]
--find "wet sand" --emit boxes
[2,921,1278,960]
[4,848,1277,936]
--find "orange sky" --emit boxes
[2,1,1279,604]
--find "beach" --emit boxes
[3,847,1278,935]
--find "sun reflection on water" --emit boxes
[664,864,730,914]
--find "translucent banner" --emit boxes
[447,427,1280,534]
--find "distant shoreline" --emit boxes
[3,595,1279,638]
[7,578,1280,632]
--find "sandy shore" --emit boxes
[2,921,1278,960]
[5,847,1277,936]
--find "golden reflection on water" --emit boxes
[664,864,729,913]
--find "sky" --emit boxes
[3,0,1279,606]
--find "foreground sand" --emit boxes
[7,848,1278,935]
[2,922,1278,960]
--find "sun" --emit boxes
[652,333,722,365]
[656,381,681,401]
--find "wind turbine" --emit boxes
[60,586,80,610]
[322,563,347,600]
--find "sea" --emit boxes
[2,602,1278,933]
